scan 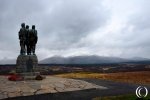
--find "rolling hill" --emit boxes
[39,55,150,64]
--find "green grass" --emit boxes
[93,94,150,100]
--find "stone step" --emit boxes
[19,72,40,76]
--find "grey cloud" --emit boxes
[1,0,150,60]
[123,1,150,48]
[67,0,150,58]
[0,0,109,60]
[39,0,109,50]
[0,0,51,59]
[107,0,150,58]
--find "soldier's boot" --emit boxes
[32,45,36,55]
[33,51,35,55]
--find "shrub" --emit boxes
[35,75,43,80]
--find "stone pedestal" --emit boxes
[16,55,38,73]
[15,55,45,80]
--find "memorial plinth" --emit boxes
[16,55,38,73]
[15,55,42,80]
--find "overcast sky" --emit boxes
[0,0,150,60]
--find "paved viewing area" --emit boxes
[0,76,107,99]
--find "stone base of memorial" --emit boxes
[0,76,107,99]
[15,55,45,80]
[16,55,38,72]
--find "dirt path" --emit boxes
[80,78,150,97]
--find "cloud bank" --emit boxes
[0,0,150,60]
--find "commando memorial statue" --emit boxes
[19,23,38,55]
[15,23,42,80]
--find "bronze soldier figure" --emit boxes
[29,25,38,55]
[19,23,26,55]
[25,25,31,55]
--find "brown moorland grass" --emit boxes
[55,71,150,85]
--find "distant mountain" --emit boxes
[0,58,15,65]
[0,55,150,65]
[40,56,68,64]
[129,57,150,61]
[39,55,130,64]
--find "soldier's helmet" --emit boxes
[26,25,29,29]
[32,25,35,29]
[21,23,25,27]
